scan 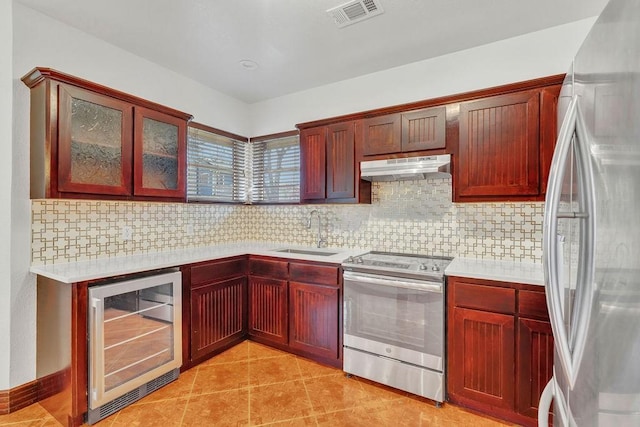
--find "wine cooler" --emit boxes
[87,270,182,424]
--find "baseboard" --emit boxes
[0,379,39,414]
[0,370,67,415]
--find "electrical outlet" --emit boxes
[121,226,133,241]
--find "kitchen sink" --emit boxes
[275,248,339,256]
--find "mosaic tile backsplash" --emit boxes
[32,177,544,265]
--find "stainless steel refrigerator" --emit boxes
[538,0,640,425]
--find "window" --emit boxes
[187,124,299,204]
[187,125,247,203]
[251,134,300,204]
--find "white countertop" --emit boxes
[30,242,368,283]
[445,257,545,287]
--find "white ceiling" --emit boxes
[16,0,608,104]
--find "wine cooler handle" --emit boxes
[90,297,104,404]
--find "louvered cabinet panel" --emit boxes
[517,318,554,418]
[288,282,339,360]
[190,276,247,361]
[326,122,355,199]
[449,307,515,410]
[401,106,446,152]
[300,126,327,200]
[248,276,288,344]
[457,90,540,199]
[362,114,401,155]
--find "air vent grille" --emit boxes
[327,0,384,28]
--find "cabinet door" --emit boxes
[449,307,515,410]
[300,126,327,200]
[57,84,133,196]
[362,114,401,155]
[539,85,562,196]
[248,276,288,344]
[517,318,554,418]
[326,122,355,199]
[190,277,247,361]
[288,281,339,360]
[133,106,186,198]
[401,106,446,152]
[456,90,540,199]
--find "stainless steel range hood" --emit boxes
[360,154,451,181]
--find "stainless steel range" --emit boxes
[342,252,452,405]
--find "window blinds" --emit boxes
[251,135,300,204]
[187,126,299,204]
[187,127,247,203]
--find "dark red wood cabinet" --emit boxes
[447,276,553,427]
[248,256,342,367]
[248,259,289,345]
[362,106,446,157]
[299,121,370,203]
[183,256,248,366]
[453,84,561,202]
[22,67,190,201]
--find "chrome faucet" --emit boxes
[307,210,327,248]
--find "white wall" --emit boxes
[12,3,250,137]
[1,0,13,390]
[248,18,597,136]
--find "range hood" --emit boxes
[360,154,451,181]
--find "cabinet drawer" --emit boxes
[290,263,339,286]
[191,257,247,286]
[453,282,516,314]
[249,258,288,279]
[519,290,549,320]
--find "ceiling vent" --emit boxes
[327,0,384,28]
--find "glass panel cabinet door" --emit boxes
[134,106,186,198]
[58,84,133,195]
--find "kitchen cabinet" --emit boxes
[362,106,446,156]
[21,67,190,201]
[183,257,247,366]
[453,85,561,202]
[299,121,371,203]
[248,256,342,367]
[447,276,553,427]
[288,262,340,360]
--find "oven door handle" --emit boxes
[343,271,442,293]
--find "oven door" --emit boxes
[343,271,443,371]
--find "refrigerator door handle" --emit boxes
[538,378,555,427]
[543,95,596,389]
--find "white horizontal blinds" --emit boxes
[251,135,300,203]
[187,126,247,202]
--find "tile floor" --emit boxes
[0,341,513,426]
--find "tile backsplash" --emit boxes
[31,177,544,265]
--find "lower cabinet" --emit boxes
[447,276,553,427]
[183,256,248,366]
[248,276,289,345]
[289,281,339,360]
[248,256,342,367]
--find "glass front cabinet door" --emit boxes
[22,67,191,201]
[58,84,134,196]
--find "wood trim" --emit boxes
[0,379,39,414]
[250,129,299,142]
[21,67,193,121]
[296,74,565,130]
[188,121,248,142]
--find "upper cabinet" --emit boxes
[452,84,562,203]
[362,106,446,156]
[299,121,371,204]
[22,67,191,201]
